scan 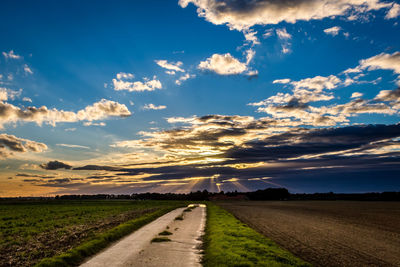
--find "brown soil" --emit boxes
[0,208,157,267]
[218,201,400,267]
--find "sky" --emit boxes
[1,0,400,197]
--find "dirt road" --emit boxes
[219,201,400,267]
[80,205,205,267]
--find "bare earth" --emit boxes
[81,205,205,267]
[219,201,400,267]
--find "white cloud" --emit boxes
[113,74,162,92]
[251,76,341,107]
[116,72,134,80]
[83,122,106,127]
[23,64,33,74]
[281,46,291,54]
[175,73,195,85]
[143,103,167,110]
[250,74,398,127]
[243,30,260,45]
[2,50,21,59]
[77,99,131,121]
[276,28,291,40]
[166,116,197,124]
[324,26,342,36]
[155,60,185,72]
[359,51,400,74]
[342,66,362,74]
[0,89,8,101]
[249,55,400,127]
[385,3,400,19]
[0,88,22,101]
[0,99,130,128]
[245,49,256,64]
[56,143,90,149]
[179,0,392,31]
[276,28,292,53]
[22,97,32,103]
[198,53,248,75]
[291,75,341,91]
[165,70,176,75]
[247,70,259,76]
[375,88,400,102]
[263,29,274,38]
[273,79,291,84]
[351,92,363,98]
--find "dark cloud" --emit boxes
[73,165,118,171]
[0,133,47,158]
[40,160,72,170]
[225,124,400,161]
[46,122,400,194]
[375,87,400,102]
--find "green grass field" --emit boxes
[202,203,311,267]
[0,200,184,266]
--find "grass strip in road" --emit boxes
[158,230,173,236]
[174,214,184,220]
[35,205,181,267]
[202,203,311,267]
[151,237,171,243]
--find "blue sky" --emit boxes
[1,0,400,196]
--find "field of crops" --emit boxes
[0,200,184,266]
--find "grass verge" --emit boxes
[35,205,182,267]
[202,203,311,267]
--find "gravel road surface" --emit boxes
[80,205,205,267]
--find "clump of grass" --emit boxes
[175,214,184,220]
[158,230,172,236]
[202,203,311,267]
[184,207,195,212]
[151,237,171,243]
